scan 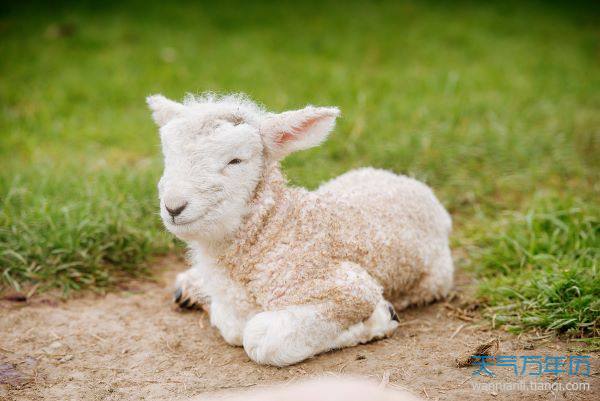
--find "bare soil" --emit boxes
[1,257,597,401]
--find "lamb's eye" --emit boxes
[228,158,242,165]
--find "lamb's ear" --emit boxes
[260,106,340,159]
[146,94,186,127]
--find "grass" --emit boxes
[1,166,173,292]
[0,0,598,337]
[466,197,599,338]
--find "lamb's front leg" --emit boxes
[174,265,256,346]
[243,262,399,366]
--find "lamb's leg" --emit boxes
[243,262,399,366]
[331,299,399,349]
[173,267,211,310]
[243,299,398,366]
[174,266,254,346]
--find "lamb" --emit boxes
[147,93,454,367]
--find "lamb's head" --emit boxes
[147,93,339,241]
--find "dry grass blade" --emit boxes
[455,338,500,367]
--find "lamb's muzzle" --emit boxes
[148,92,454,366]
[165,202,187,218]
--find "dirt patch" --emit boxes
[1,258,597,400]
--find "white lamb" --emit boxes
[147,93,453,367]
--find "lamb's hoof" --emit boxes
[387,302,399,322]
[174,287,183,303]
[173,288,201,310]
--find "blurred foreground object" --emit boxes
[192,376,422,401]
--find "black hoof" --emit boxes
[173,288,203,310]
[388,303,399,322]
[173,288,183,303]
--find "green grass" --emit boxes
[0,1,598,337]
[1,165,174,292]
[466,198,599,338]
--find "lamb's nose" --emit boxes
[165,202,187,217]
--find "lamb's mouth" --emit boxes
[170,216,202,227]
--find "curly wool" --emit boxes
[214,161,453,324]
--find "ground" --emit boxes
[0,1,598,397]
[1,258,597,401]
